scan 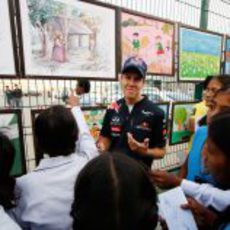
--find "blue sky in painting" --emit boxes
[181,28,222,56]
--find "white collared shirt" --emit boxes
[181,179,230,212]
[0,206,21,230]
[11,106,98,230]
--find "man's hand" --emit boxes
[181,197,218,229]
[127,132,149,155]
[67,95,79,107]
[150,170,182,189]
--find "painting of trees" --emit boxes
[170,102,196,145]
[174,107,187,130]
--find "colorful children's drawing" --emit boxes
[179,27,222,81]
[0,0,16,75]
[83,108,106,142]
[0,110,26,176]
[224,37,230,74]
[170,102,196,145]
[121,11,174,75]
[19,0,116,79]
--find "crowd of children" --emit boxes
[1,73,230,229]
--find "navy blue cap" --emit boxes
[121,56,147,78]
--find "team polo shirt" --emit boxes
[100,96,166,167]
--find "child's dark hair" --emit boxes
[209,108,230,160]
[35,105,78,157]
[71,153,158,230]
[0,132,16,209]
[77,79,91,94]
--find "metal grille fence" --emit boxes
[0,0,229,172]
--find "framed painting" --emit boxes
[155,102,170,138]
[179,25,223,82]
[121,10,175,76]
[0,0,18,76]
[0,110,26,176]
[224,37,230,75]
[82,106,106,143]
[17,0,117,80]
[31,106,106,164]
[170,101,197,145]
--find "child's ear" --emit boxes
[118,73,122,81]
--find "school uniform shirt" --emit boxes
[186,126,216,186]
[11,106,98,230]
[181,179,230,212]
[100,96,166,167]
[0,206,21,230]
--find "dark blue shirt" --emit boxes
[100,96,166,167]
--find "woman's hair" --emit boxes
[211,75,230,88]
[71,153,158,230]
[209,108,230,160]
[0,132,16,209]
[34,105,78,157]
[203,76,214,90]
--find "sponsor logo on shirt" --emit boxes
[111,126,121,132]
[135,121,151,131]
[142,110,154,116]
[108,102,120,113]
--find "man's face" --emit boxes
[207,92,230,124]
[120,71,144,102]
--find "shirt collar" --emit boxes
[121,95,147,108]
[34,153,77,171]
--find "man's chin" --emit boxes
[124,94,136,100]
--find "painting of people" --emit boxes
[121,11,174,75]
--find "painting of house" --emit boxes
[121,11,174,75]
[0,0,16,75]
[179,27,222,81]
[19,0,116,79]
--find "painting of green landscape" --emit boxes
[224,37,230,74]
[179,27,222,81]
